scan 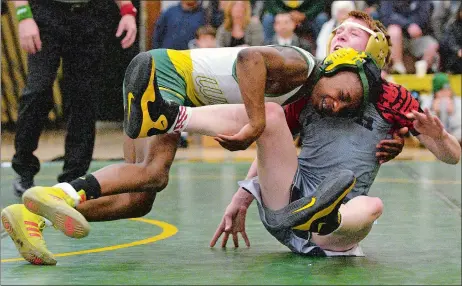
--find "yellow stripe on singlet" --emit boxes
[159,87,185,102]
[166,50,204,106]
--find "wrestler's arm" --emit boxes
[235,158,258,206]
[379,83,460,165]
[412,110,461,164]
[235,46,299,140]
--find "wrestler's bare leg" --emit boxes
[311,195,384,251]
[186,103,298,210]
[75,134,180,221]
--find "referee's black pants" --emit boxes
[12,0,107,183]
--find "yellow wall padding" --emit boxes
[389,74,461,97]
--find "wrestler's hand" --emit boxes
[210,191,251,248]
[376,127,408,164]
[215,123,263,151]
[406,108,446,139]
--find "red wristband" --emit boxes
[120,3,137,17]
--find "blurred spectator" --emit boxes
[250,0,264,23]
[205,0,225,29]
[269,13,311,51]
[379,1,439,74]
[355,0,380,20]
[431,1,460,42]
[184,24,218,148]
[188,25,217,49]
[316,1,355,59]
[439,4,462,74]
[216,1,264,47]
[430,73,461,145]
[11,0,137,196]
[260,0,329,45]
[152,0,205,50]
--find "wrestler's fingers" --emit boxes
[232,233,239,248]
[241,231,250,247]
[221,232,230,248]
[210,222,225,247]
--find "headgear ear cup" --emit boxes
[364,31,389,69]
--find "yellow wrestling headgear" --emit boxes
[326,20,390,69]
[318,47,383,115]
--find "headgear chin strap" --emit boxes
[326,20,390,69]
[318,47,383,115]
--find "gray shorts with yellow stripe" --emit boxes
[238,168,364,257]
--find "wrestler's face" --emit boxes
[311,71,363,117]
[329,17,370,54]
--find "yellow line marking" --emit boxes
[1,218,178,263]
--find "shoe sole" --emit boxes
[1,209,57,265]
[291,170,356,231]
[124,53,168,139]
[23,190,90,239]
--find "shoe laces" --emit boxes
[38,219,46,233]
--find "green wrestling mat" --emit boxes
[1,161,460,285]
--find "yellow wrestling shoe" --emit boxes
[22,186,90,239]
[1,204,57,265]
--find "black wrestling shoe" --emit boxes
[263,170,356,235]
[123,51,179,139]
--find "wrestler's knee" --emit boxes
[367,197,383,221]
[138,164,170,193]
[265,102,285,120]
[127,192,157,217]
[264,103,286,132]
[341,196,383,229]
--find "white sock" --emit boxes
[167,106,192,134]
[53,183,81,206]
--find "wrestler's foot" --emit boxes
[263,170,355,235]
[292,170,355,234]
[1,204,56,265]
[123,51,180,139]
[22,186,89,239]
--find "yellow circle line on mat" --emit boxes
[1,218,178,263]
